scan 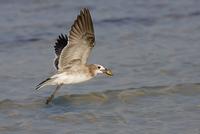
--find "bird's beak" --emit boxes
[102,68,113,76]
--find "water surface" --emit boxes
[0,0,200,133]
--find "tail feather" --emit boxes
[36,78,52,90]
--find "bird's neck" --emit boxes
[87,64,97,77]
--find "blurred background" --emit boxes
[0,0,200,133]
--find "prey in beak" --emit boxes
[102,68,113,76]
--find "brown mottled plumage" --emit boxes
[87,64,97,77]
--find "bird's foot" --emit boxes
[46,95,54,105]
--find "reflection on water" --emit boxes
[1,0,200,133]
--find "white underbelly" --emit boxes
[52,73,92,85]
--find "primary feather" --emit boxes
[58,8,95,70]
[54,34,68,69]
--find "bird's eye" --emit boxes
[98,66,101,69]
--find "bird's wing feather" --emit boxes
[54,34,68,56]
[58,8,95,70]
[53,34,68,69]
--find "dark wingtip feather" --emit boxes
[54,34,68,56]
[54,57,59,70]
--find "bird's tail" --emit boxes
[35,78,54,90]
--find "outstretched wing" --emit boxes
[54,34,68,57]
[58,8,95,70]
[54,34,68,69]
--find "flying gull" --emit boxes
[36,8,113,104]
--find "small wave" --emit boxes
[16,37,41,43]
[49,83,200,105]
[0,98,44,110]
[1,83,200,109]
[99,16,157,26]
[165,11,200,20]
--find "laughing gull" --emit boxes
[36,8,112,104]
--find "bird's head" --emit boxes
[92,64,113,76]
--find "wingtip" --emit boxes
[54,33,68,57]
[81,8,90,13]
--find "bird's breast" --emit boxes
[53,72,92,85]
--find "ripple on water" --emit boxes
[1,83,200,109]
[0,83,200,133]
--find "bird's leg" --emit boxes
[46,84,62,104]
